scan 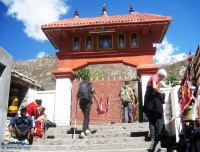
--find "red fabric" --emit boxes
[147,74,160,88]
[35,120,41,129]
[35,120,43,137]
[97,98,106,115]
[132,105,136,122]
[27,101,40,119]
[34,115,47,138]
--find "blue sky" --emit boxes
[0,0,200,64]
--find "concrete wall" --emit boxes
[23,88,55,122]
[36,90,55,122]
[26,88,38,104]
[0,48,13,143]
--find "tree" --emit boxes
[75,67,102,80]
[165,70,180,87]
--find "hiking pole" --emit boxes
[73,98,79,139]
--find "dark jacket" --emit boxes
[143,86,165,119]
[9,114,34,131]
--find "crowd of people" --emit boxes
[75,69,168,143]
[76,70,166,140]
[7,69,168,144]
[10,67,199,152]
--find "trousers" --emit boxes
[79,98,91,133]
[123,102,133,123]
[149,114,164,141]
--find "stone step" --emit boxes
[0,122,169,152]
[53,122,149,130]
[47,127,148,135]
[25,142,157,151]
[46,123,149,135]
[44,131,148,139]
[0,147,167,152]
[33,136,147,145]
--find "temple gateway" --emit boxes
[41,5,171,125]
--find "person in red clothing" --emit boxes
[34,106,47,139]
[27,99,42,119]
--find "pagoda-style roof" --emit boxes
[41,6,171,49]
[42,13,171,29]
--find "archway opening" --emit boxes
[71,63,142,125]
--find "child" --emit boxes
[34,106,47,139]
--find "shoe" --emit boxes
[23,139,29,145]
[85,130,91,136]
[13,139,19,142]
[79,132,85,139]
[149,140,158,149]
[47,135,55,139]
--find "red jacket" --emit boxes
[27,101,40,119]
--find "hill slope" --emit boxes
[12,55,186,90]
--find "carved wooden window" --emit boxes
[130,33,139,48]
[85,35,93,51]
[73,36,81,51]
[117,33,126,49]
[97,34,113,50]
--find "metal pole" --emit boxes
[73,99,79,139]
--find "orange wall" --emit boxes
[53,31,159,78]
[59,32,154,52]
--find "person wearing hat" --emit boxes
[27,99,42,119]
[8,102,34,144]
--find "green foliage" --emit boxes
[165,70,180,87]
[75,67,103,80]
[160,59,187,87]
[75,68,90,80]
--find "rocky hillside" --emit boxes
[12,55,59,90]
[12,55,187,90]
[12,55,137,90]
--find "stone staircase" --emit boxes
[1,122,169,152]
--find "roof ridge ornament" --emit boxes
[74,8,79,18]
[101,4,108,16]
[129,5,134,14]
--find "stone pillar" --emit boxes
[54,78,72,126]
[0,48,13,143]
[52,68,75,126]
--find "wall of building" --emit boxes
[0,48,13,143]
[22,88,56,122]
[71,80,123,125]
[36,90,55,122]
[39,79,174,126]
